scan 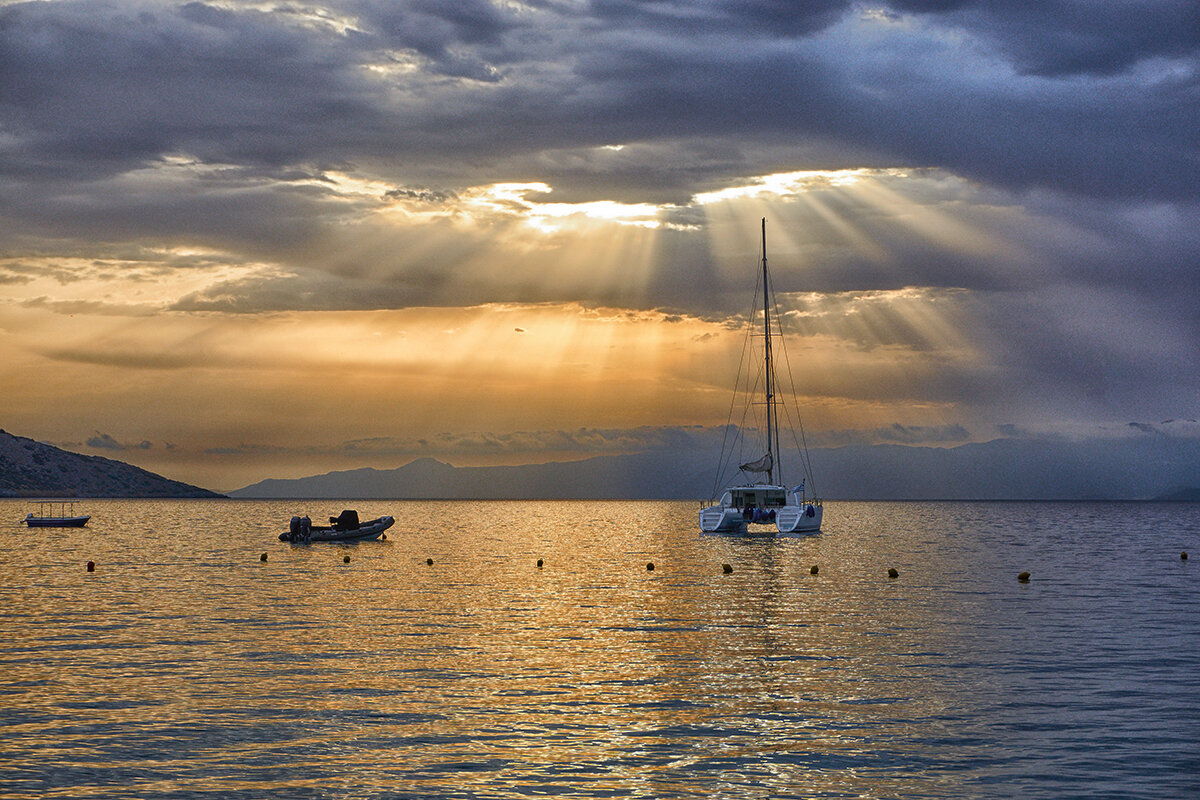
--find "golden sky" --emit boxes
[2,2,1196,492]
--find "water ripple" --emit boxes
[0,499,1198,798]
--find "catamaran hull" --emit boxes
[699,504,821,534]
[699,506,748,532]
[776,504,822,533]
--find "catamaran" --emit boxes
[699,219,824,534]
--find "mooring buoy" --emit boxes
[343,555,351,564]
[1182,552,1189,561]
[888,568,899,579]
[426,558,434,566]
[537,558,544,568]
[722,563,733,574]
[810,564,819,575]
[260,552,268,562]
[86,561,95,572]
[646,562,655,571]
[1018,571,1030,582]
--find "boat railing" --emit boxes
[29,500,80,518]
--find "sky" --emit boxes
[1,0,1198,493]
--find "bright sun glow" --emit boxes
[461,183,662,231]
[694,168,907,204]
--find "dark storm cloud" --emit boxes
[0,3,369,181]
[887,0,1200,76]
[2,0,1195,202]
[350,0,516,81]
[586,0,848,37]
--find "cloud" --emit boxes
[877,423,972,444]
[887,0,1200,77]
[22,296,160,317]
[197,426,728,462]
[2,0,1198,488]
[169,270,417,314]
[87,432,152,451]
[43,347,208,371]
[808,424,974,448]
[354,426,721,458]
[200,422,989,465]
[384,186,460,205]
[2,1,1194,205]
[203,443,286,456]
[1128,419,1200,438]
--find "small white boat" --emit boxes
[280,509,394,543]
[700,219,824,535]
[23,501,90,528]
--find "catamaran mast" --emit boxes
[761,218,776,485]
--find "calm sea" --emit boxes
[1,499,1197,799]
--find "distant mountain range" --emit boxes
[4,425,1196,502]
[230,436,1200,501]
[230,454,706,500]
[0,429,223,498]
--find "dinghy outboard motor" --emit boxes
[281,515,314,542]
[281,515,302,541]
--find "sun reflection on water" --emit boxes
[1,499,1195,798]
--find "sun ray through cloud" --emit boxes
[0,0,1195,492]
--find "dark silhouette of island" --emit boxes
[0,429,223,498]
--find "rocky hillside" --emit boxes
[0,429,223,498]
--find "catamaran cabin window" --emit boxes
[730,488,788,507]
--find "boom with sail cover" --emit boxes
[739,453,773,474]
